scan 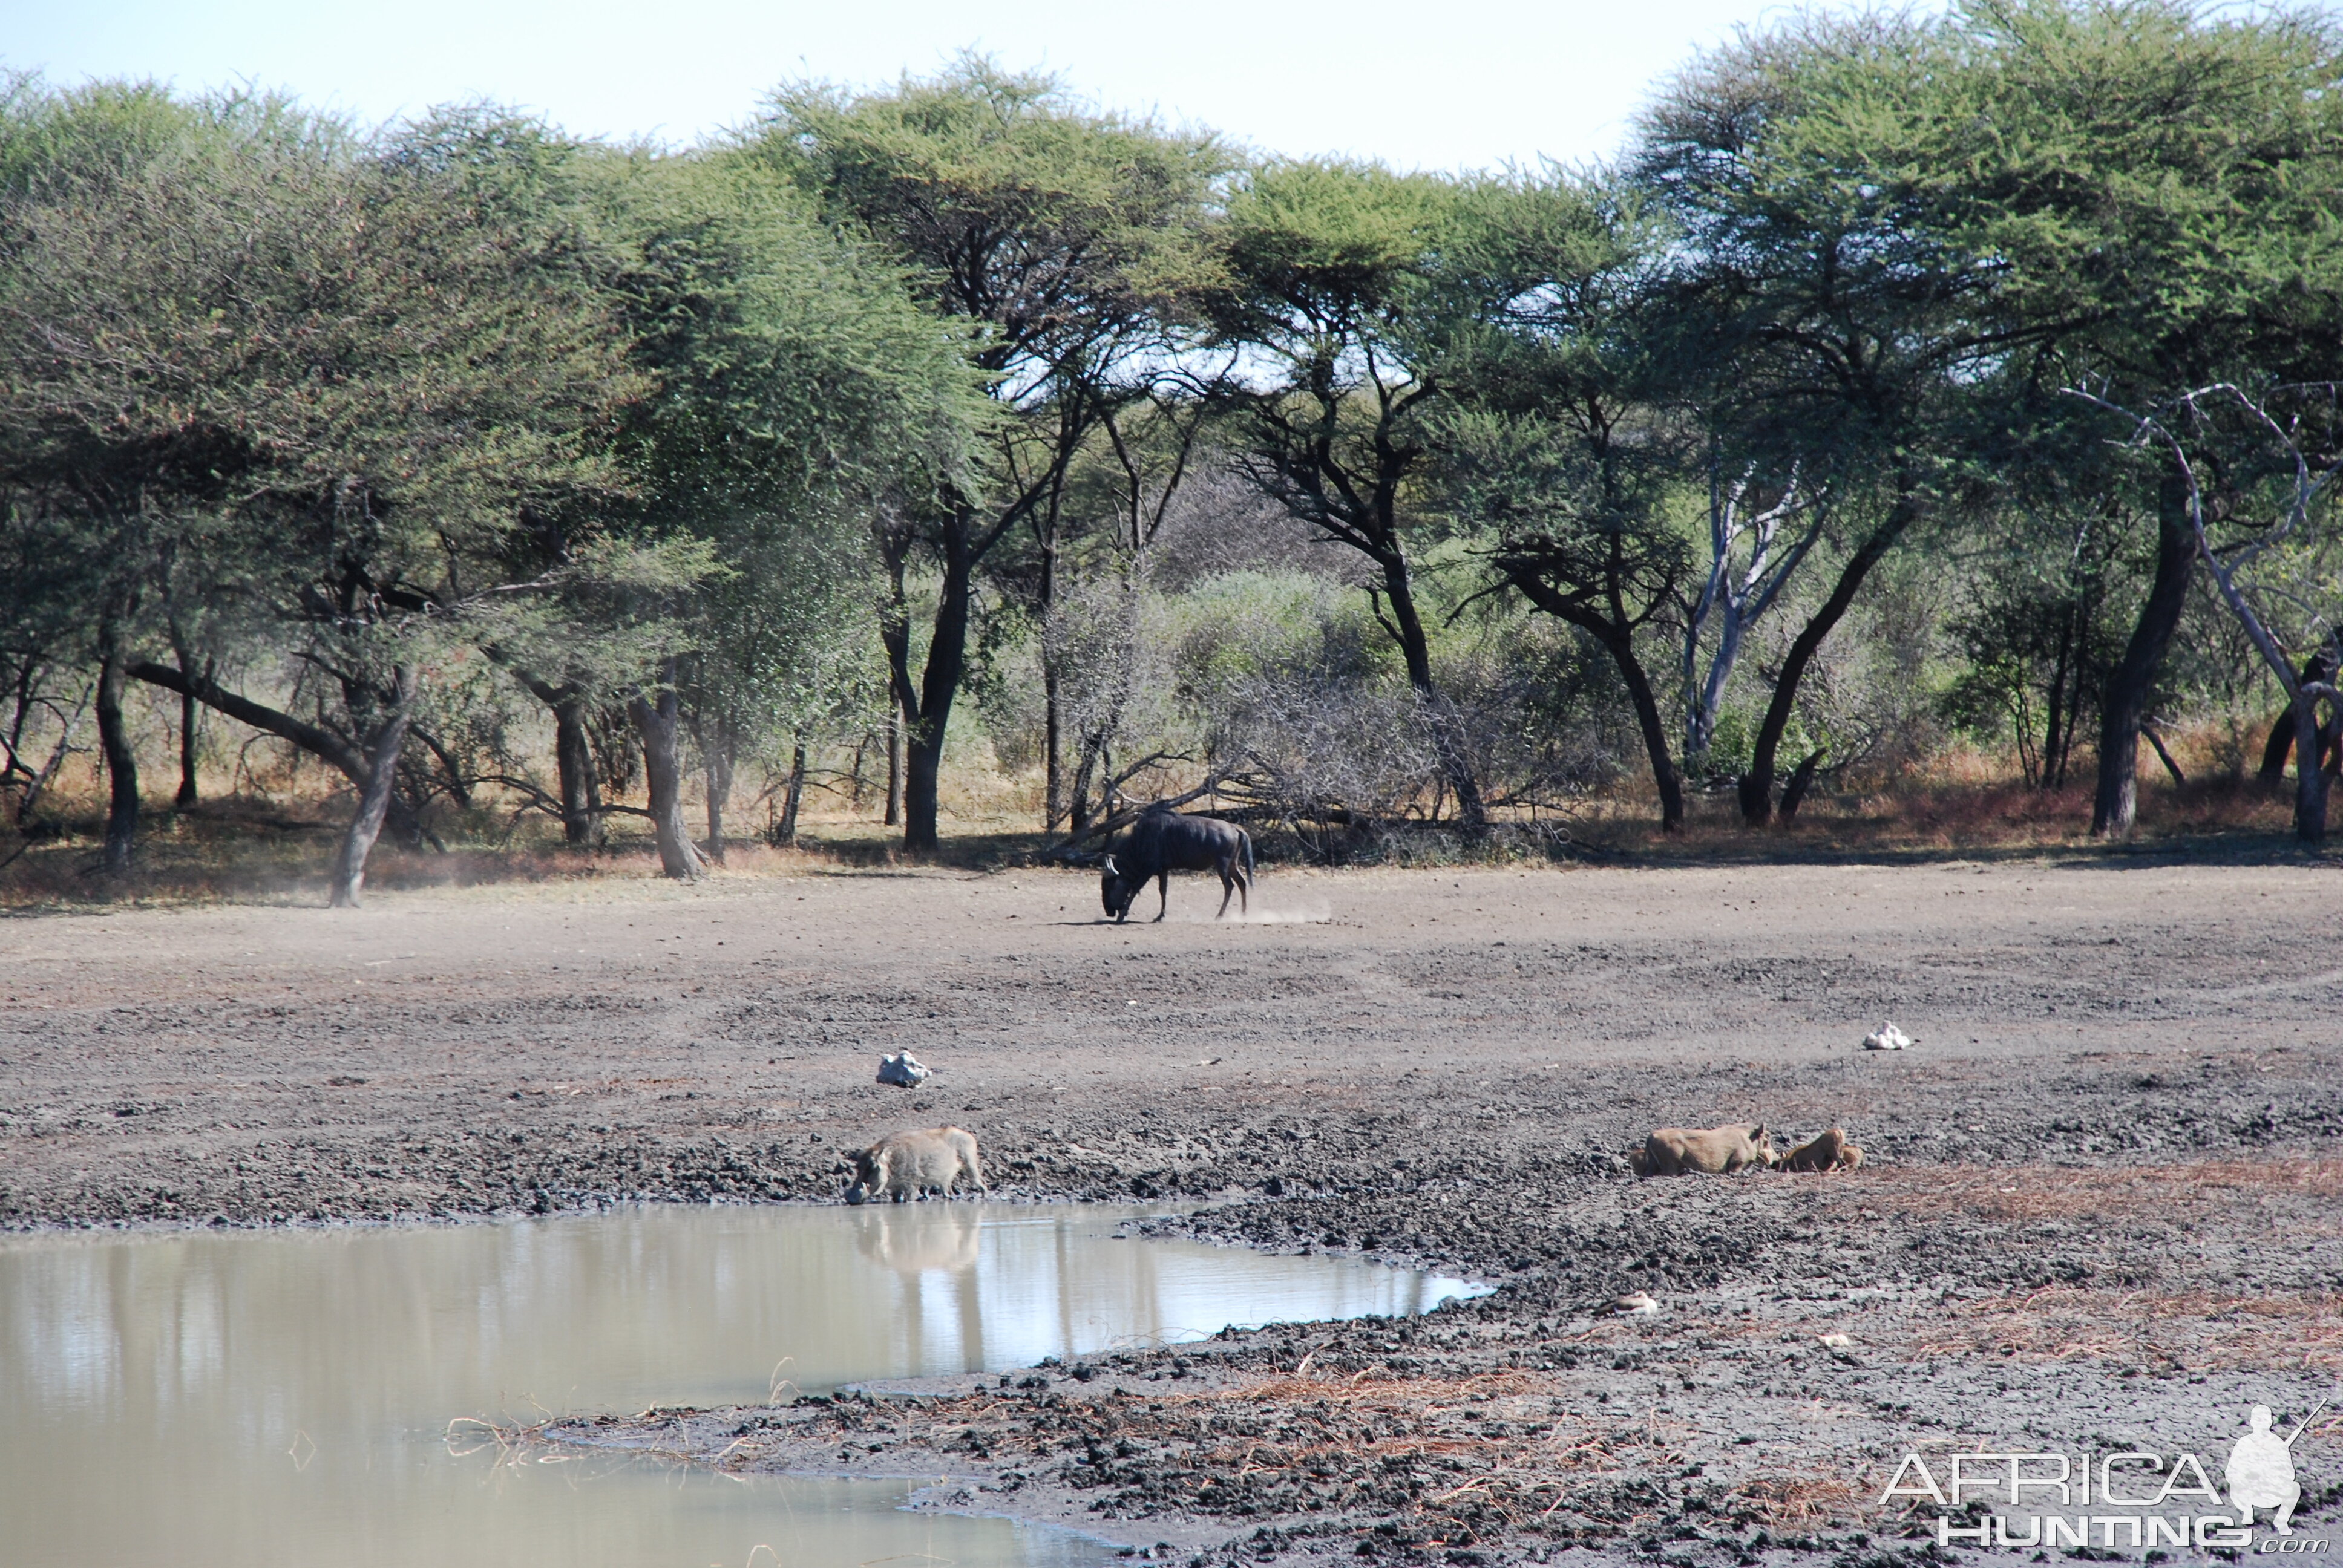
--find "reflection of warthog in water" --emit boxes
[853,1203,982,1274]
[844,1126,988,1204]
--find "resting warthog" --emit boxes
[1101,805,1254,922]
[1630,1123,1778,1177]
[1781,1127,1865,1172]
[844,1126,988,1204]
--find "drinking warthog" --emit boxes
[844,1126,988,1204]
[1101,806,1254,923]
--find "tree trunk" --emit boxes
[775,743,807,846]
[1067,740,1096,834]
[128,660,433,851]
[2055,621,2091,788]
[885,702,901,826]
[903,722,946,853]
[703,743,732,864]
[1599,629,1684,833]
[2141,725,2187,788]
[1044,663,1064,829]
[2293,696,2331,843]
[1778,748,1827,821]
[1740,495,1919,826]
[899,527,978,855]
[552,695,597,845]
[2260,711,2295,783]
[328,668,415,909]
[2039,618,2073,791]
[96,629,138,875]
[1378,554,1486,830]
[1038,498,1063,831]
[2259,652,2338,785]
[628,667,701,880]
[2093,469,2194,837]
[175,682,199,807]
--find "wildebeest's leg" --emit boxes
[1153,871,1169,921]
[1215,857,1236,918]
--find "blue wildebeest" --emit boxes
[1100,806,1254,922]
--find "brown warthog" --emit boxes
[845,1126,988,1204]
[1630,1123,1778,1177]
[1781,1127,1866,1172]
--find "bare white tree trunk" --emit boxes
[1682,463,1825,769]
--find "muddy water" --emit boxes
[0,1203,1478,1567]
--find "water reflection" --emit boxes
[0,1202,1480,1567]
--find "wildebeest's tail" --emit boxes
[1241,828,1255,884]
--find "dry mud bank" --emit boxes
[3,855,2339,1563]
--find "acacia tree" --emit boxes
[0,91,641,900]
[577,149,980,877]
[0,81,272,870]
[753,60,1227,852]
[1635,12,2048,826]
[1210,161,1493,828]
[2076,381,2341,840]
[1847,0,2343,836]
[1425,172,1694,829]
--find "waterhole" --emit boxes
[1,1203,1480,1566]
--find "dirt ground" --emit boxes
[4,852,2341,1564]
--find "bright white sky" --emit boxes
[5,0,1841,172]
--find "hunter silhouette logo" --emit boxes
[1881,1388,2335,1551]
[2228,1400,2318,1536]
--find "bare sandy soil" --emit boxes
[4,852,2341,1564]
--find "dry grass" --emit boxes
[11,714,2335,912]
[0,793,949,910]
[1729,1471,1875,1527]
[1571,771,2310,860]
[1831,1157,2343,1225]
[1907,1286,2343,1376]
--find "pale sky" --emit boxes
[4,0,1838,172]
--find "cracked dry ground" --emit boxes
[3,855,2340,1564]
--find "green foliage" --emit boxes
[7,8,2341,858]
[755,57,1228,378]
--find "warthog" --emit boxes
[1630,1123,1778,1177]
[1101,806,1254,923]
[1781,1127,1866,1172]
[844,1126,988,1204]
